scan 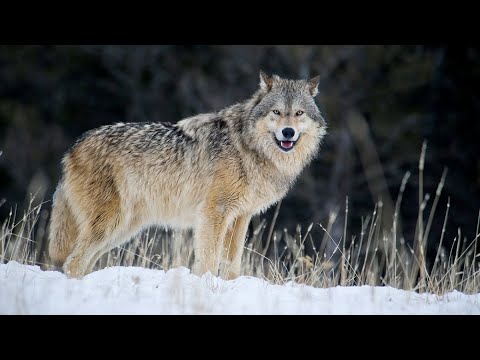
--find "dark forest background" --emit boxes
[0,45,479,263]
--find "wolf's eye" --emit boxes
[272,110,280,115]
[295,110,304,116]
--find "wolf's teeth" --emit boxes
[281,141,293,149]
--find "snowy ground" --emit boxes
[1,261,479,314]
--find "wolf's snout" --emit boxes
[275,127,298,152]
[282,128,295,139]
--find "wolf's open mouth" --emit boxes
[275,137,296,152]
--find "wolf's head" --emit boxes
[245,71,327,173]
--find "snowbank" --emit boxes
[1,261,478,314]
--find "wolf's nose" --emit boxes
[282,127,295,139]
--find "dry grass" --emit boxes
[1,145,479,295]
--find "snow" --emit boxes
[1,261,479,314]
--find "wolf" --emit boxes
[48,71,327,280]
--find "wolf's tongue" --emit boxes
[281,141,293,149]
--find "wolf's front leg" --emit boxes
[193,204,233,277]
[222,214,252,280]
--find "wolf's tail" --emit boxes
[48,183,78,267]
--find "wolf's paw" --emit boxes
[63,256,86,279]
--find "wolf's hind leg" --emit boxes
[63,228,109,279]
[63,210,122,278]
[85,223,143,274]
[85,246,109,275]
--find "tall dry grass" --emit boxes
[1,145,479,295]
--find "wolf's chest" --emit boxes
[242,175,291,215]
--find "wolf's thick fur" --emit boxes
[48,72,327,279]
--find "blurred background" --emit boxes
[0,45,479,264]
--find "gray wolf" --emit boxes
[48,71,327,279]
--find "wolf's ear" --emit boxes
[259,70,273,92]
[307,75,321,97]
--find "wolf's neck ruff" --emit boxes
[48,71,327,280]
